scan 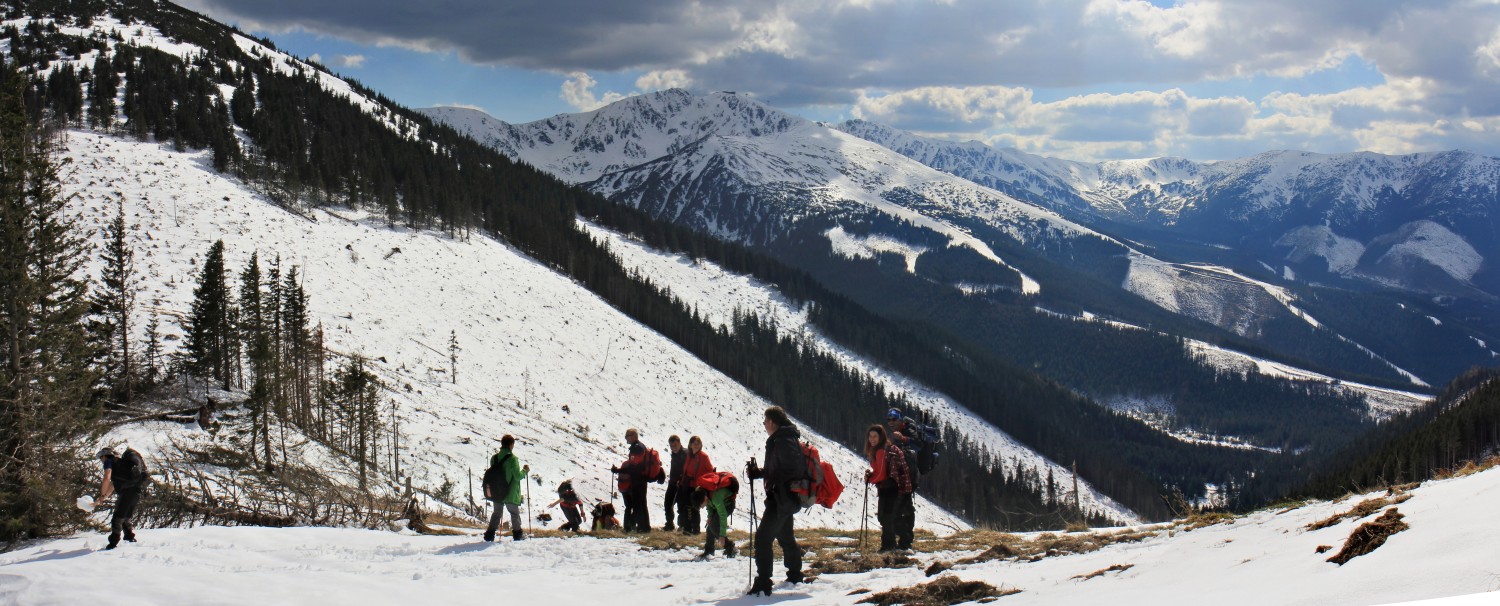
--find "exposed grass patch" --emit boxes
[811,549,918,574]
[1072,563,1133,581]
[856,575,1019,606]
[1435,454,1500,480]
[925,560,954,577]
[1327,508,1409,565]
[1307,494,1412,531]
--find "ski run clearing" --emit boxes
[6,462,1500,605]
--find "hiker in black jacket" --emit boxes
[663,435,685,531]
[96,447,146,550]
[745,406,807,596]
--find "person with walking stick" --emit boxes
[745,406,808,596]
[482,434,529,542]
[864,424,912,552]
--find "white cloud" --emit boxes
[635,69,694,92]
[560,72,628,112]
[307,53,323,64]
[335,54,367,69]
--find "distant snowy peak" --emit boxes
[424,90,805,184]
[838,120,1500,229]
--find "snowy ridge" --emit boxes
[423,93,1129,297]
[3,14,419,140]
[62,130,964,531]
[580,220,1139,524]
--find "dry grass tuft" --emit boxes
[856,575,1020,606]
[811,549,919,574]
[925,561,954,577]
[1326,508,1409,565]
[1181,511,1238,530]
[1071,563,1134,581]
[1435,454,1500,480]
[1307,494,1411,531]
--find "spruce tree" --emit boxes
[94,197,136,404]
[184,240,233,390]
[87,52,116,130]
[0,63,99,542]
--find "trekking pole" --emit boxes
[746,459,757,588]
[861,481,869,553]
[526,474,534,536]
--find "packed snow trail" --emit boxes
[7,466,1500,604]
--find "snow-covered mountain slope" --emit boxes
[4,13,418,138]
[426,91,1127,295]
[7,451,1499,604]
[838,119,1500,298]
[428,93,1372,343]
[62,129,965,531]
[579,220,1137,523]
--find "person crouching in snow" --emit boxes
[547,480,586,533]
[692,471,738,560]
[483,434,529,542]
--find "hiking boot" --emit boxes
[785,572,813,585]
[748,577,774,596]
[695,551,712,561]
[104,541,118,550]
[725,542,737,558]
[483,530,495,542]
[512,529,525,541]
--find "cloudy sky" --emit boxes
[176,0,1500,162]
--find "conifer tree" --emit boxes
[87,52,116,130]
[0,63,99,542]
[447,330,458,385]
[94,197,136,403]
[184,240,233,390]
[143,310,161,388]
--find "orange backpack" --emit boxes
[790,442,843,510]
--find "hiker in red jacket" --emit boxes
[612,430,652,533]
[864,424,913,552]
[677,435,714,535]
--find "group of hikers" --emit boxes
[93,405,936,597]
[474,405,935,596]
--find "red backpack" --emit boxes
[696,471,738,494]
[790,442,843,510]
[645,448,665,484]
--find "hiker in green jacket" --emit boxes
[692,471,738,560]
[483,434,530,542]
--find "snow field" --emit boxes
[7,454,1500,604]
[60,129,963,531]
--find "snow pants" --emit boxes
[486,502,522,536]
[109,486,142,546]
[753,491,802,581]
[623,484,650,533]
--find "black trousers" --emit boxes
[663,483,679,529]
[109,487,142,545]
[753,491,801,581]
[560,505,583,532]
[623,484,650,532]
[896,492,915,549]
[876,484,899,551]
[703,507,727,555]
[678,491,700,534]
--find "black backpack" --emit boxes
[483,453,512,501]
[112,448,149,489]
